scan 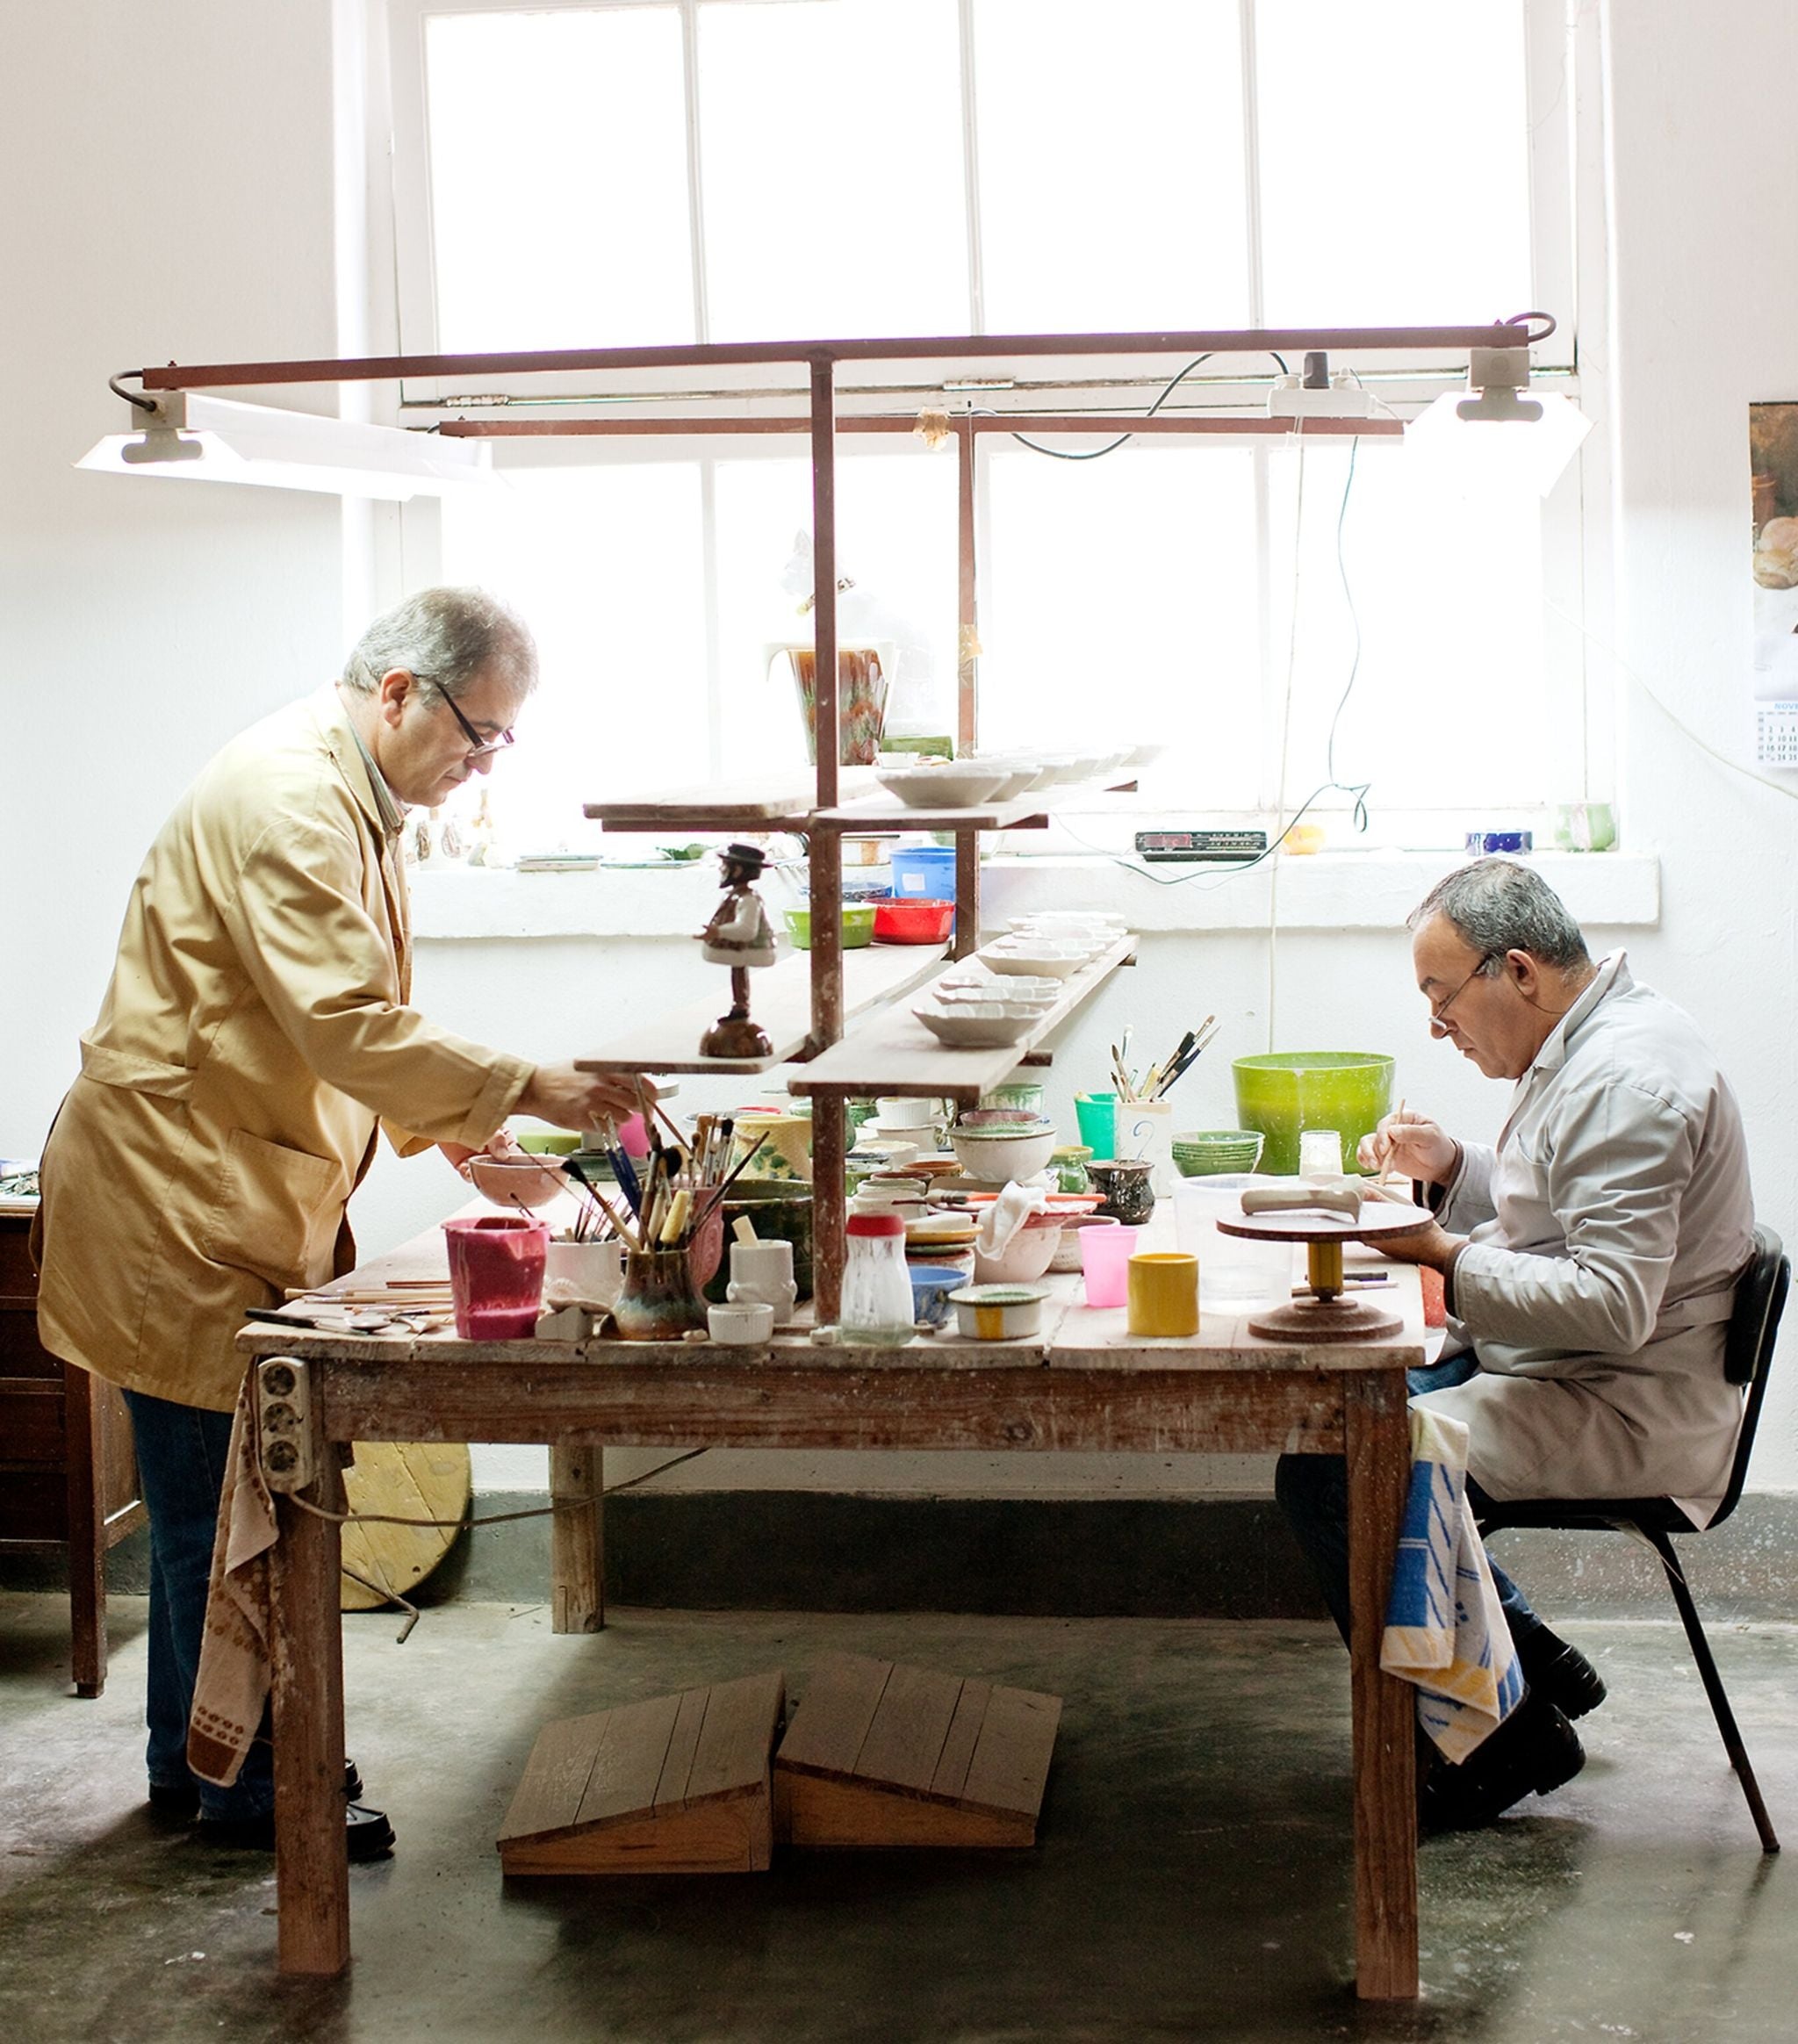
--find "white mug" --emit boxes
[726,1239,798,1321]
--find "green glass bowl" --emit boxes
[784,904,875,950]
[1231,1053,1395,1177]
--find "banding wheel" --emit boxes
[1215,1199,1434,1342]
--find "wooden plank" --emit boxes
[576,1692,684,1827]
[810,776,1137,832]
[788,933,1138,1099]
[778,1771,1036,1850]
[498,1709,612,1846]
[652,1685,713,1810]
[959,1685,1061,1824]
[1344,1372,1419,2001]
[549,1443,603,1633]
[854,1661,965,1796]
[929,1678,993,1802]
[776,1652,891,1777]
[583,766,877,831]
[687,1668,787,1803]
[574,944,947,1079]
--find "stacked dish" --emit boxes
[912,1003,1040,1048]
[873,760,1009,809]
[1172,1129,1266,1177]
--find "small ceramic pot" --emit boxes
[946,1285,1049,1340]
[726,1239,798,1321]
[611,1248,709,1342]
[543,1240,625,1309]
[1085,1156,1156,1226]
[907,1265,967,1328]
[708,1300,775,1344]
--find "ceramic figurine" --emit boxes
[698,842,778,1058]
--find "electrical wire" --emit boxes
[995,350,1291,461]
[108,370,156,415]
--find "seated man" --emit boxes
[1277,857,1755,1828]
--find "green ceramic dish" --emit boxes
[783,904,876,950]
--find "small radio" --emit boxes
[1133,830,1268,862]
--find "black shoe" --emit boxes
[1419,1688,1585,1832]
[194,1801,396,1862]
[1515,1627,1607,1721]
[150,1757,363,1824]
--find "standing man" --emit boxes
[1277,858,1754,1827]
[34,588,643,1857]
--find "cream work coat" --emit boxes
[1413,954,1754,1521]
[35,690,533,1410]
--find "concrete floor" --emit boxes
[0,1594,1793,2044]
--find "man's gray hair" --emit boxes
[341,587,537,703]
[1407,858,1592,972]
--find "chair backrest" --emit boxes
[1709,1224,1789,1529]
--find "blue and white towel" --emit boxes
[1381,1405,1525,1763]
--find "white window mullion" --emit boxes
[959,0,986,335]
[680,0,711,343]
[1237,0,1265,328]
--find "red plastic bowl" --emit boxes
[873,896,954,944]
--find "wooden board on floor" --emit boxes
[497,1668,785,1875]
[774,1652,1061,1849]
[339,1442,471,1611]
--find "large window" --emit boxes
[393,0,1583,839]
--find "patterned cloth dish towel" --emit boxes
[1381,1403,1524,1763]
[187,1386,281,1787]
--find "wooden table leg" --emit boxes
[270,1450,350,1977]
[62,1364,107,1698]
[1343,1371,1418,2001]
[550,1443,604,1633]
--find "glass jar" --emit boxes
[839,1213,916,1342]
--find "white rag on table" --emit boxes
[975,1181,1049,1262]
[1380,1403,1524,1764]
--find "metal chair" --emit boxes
[1477,1225,1789,1853]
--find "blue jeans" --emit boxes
[122,1388,274,1820]
[1274,1352,1542,1650]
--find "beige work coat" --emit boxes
[34,689,532,1410]
[1414,954,1754,1521]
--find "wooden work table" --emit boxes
[235,1227,1425,2000]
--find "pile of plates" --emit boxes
[1172,1129,1266,1177]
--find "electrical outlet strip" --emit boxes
[256,1357,315,1493]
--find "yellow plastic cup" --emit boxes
[1126,1251,1199,1337]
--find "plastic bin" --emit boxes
[890,846,957,902]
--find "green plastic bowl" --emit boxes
[784,904,875,950]
[1231,1053,1394,1177]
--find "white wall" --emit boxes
[4,1,1794,1496]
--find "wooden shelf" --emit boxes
[788,932,1136,1100]
[809,776,1136,833]
[584,767,878,832]
[573,942,952,1076]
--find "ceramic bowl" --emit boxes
[981,946,1087,981]
[950,1123,1059,1182]
[946,1285,1050,1339]
[907,1264,970,1328]
[913,1004,1036,1048]
[962,758,1039,802]
[707,1300,774,1344]
[874,763,1009,809]
[466,1155,567,1209]
[783,904,875,950]
[972,1220,1062,1286]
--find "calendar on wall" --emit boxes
[1751,402,1798,766]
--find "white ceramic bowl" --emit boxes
[946,1285,1050,1339]
[981,947,1087,981]
[708,1299,775,1343]
[963,759,1039,802]
[972,1222,1063,1285]
[874,763,1009,810]
[913,1004,1036,1048]
[950,1123,1059,1181]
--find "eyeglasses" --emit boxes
[1427,951,1500,1035]
[433,686,514,759]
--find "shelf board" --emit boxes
[573,942,951,1076]
[809,777,1136,833]
[584,767,879,832]
[788,932,1137,1099]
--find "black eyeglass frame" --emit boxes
[429,682,514,758]
[1427,950,1502,1034]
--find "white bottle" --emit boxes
[839,1213,916,1342]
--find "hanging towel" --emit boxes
[187,1385,280,1787]
[1380,1403,1525,1764]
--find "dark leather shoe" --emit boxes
[1419,1688,1584,1832]
[1515,1627,1607,1720]
[151,1757,363,1824]
[195,1800,396,1862]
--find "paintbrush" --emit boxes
[690,1131,769,1228]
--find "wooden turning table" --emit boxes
[234,1227,1425,1999]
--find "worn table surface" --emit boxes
[235,1214,1424,1998]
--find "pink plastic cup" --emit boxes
[443,1214,549,1339]
[1079,1223,1143,1307]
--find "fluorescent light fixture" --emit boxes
[1406,347,1591,496]
[76,392,500,500]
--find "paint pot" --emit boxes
[442,1214,549,1341]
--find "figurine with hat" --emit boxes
[697,842,779,1057]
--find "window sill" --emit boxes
[406,850,1659,944]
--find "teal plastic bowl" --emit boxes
[1231,1053,1394,1177]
